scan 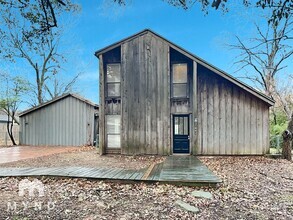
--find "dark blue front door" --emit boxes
[173,115,190,154]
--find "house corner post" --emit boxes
[99,54,105,155]
[192,61,198,155]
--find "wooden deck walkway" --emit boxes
[0,156,221,186]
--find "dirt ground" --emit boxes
[0,155,292,219]
[0,148,165,170]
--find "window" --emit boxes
[172,63,188,98]
[106,64,121,97]
[174,116,189,135]
[106,115,121,148]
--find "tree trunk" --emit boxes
[271,108,278,125]
[37,79,43,105]
[282,114,293,161]
[36,64,44,105]
[282,130,292,161]
[6,118,16,146]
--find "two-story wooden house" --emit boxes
[95,29,274,155]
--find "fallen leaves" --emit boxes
[0,156,292,219]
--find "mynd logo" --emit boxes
[6,178,56,213]
[18,179,45,197]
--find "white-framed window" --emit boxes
[106,63,121,97]
[106,115,121,148]
[172,63,188,98]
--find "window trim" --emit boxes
[106,63,121,98]
[106,115,121,149]
[171,63,189,98]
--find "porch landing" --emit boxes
[148,156,221,184]
[0,156,221,186]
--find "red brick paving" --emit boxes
[0,146,79,164]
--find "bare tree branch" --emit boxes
[230,12,292,119]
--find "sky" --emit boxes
[2,0,292,109]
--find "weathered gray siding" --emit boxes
[197,64,270,155]
[20,96,96,146]
[98,30,272,156]
[99,54,106,154]
[120,33,171,155]
[169,47,196,154]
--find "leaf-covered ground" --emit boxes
[0,156,292,219]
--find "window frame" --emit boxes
[174,115,189,135]
[106,115,121,149]
[171,63,189,98]
[106,63,121,98]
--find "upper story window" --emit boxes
[172,63,188,98]
[106,63,121,97]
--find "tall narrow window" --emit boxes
[106,115,121,148]
[106,64,121,97]
[172,63,188,98]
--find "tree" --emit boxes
[282,114,293,160]
[0,0,78,33]
[230,13,292,122]
[45,72,81,100]
[2,28,64,104]
[0,73,30,145]
[1,1,291,33]
[0,0,79,105]
[114,0,293,24]
[275,77,293,120]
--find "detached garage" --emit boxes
[19,93,99,147]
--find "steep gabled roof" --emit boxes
[95,29,274,106]
[19,93,98,117]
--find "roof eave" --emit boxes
[94,29,152,57]
[19,93,98,117]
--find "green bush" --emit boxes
[271,124,288,135]
[270,110,288,136]
[270,135,283,149]
[270,110,288,149]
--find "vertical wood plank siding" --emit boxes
[120,33,170,155]
[99,54,105,154]
[197,64,270,155]
[98,31,271,155]
[20,96,96,147]
[192,61,198,154]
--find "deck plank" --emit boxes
[98,168,117,178]
[0,156,221,185]
[127,169,145,180]
[147,163,163,181]
[104,168,124,179]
